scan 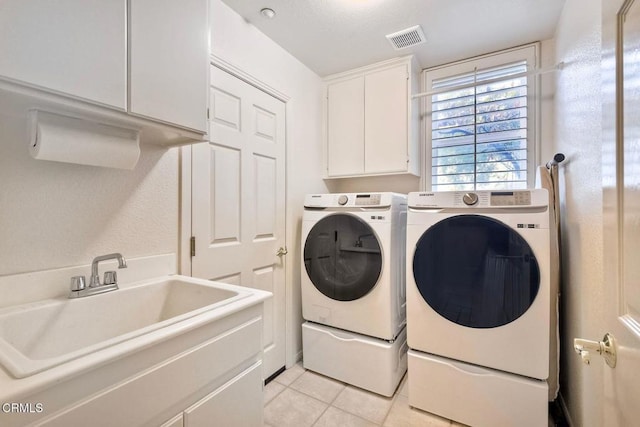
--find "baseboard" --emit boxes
[264,366,286,385]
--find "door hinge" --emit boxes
[207,108,210,119]
[190,236,196,257]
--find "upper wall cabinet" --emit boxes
[0,0,208,145]
[326,76,365,176]
[129,0,208,133]
[0,0,127,110]
[324,56,420,178]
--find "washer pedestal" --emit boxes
[408,350,548,427]
[302,322,407,397]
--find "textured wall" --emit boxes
[553,0,604,426]
[0,115,179,276]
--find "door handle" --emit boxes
[574,333,616,368]
[276,247,288,257]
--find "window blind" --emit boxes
[430,61,529,191]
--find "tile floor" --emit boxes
[263,362,464,427]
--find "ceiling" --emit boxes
[220,0,566,77]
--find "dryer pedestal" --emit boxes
[302,322,407,397]
[408,350,548,427]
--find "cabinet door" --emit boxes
[184,362,263,427]
[0,0,126,109]
[129,0,208,132]
[326,76,365,176]
[364,64,409,174]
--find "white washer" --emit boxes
[301,192,407,340]
[301,192,408,396]
[406,189,554,427]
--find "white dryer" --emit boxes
[406,189,556,427]
[301,192,407,340]
[301,192,408,396]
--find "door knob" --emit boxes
[574,333,616,368]
[276,247,288,257]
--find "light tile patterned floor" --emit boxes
[263,362,463,427]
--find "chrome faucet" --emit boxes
[69,253,127,298]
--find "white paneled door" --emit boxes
[598,1,640,425]
[192,65,286,379]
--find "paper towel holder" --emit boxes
[28,109,141,170]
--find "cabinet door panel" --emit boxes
[327,76,365,176]
[0,0,126,109]
[37,315,262,426]
[184,362,263,427]
[364,65,409,174]
[129,0,208,132]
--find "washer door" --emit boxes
[413,215,540,328]
[304,214,382,301]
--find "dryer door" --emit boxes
[412,215,540,328]
[304,214,382,301]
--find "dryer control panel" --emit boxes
[408,189,548,209]
[489,191,532,206]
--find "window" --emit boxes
[423,45,538,191]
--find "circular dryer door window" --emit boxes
[413,215,540,328]
[304,214,382,301]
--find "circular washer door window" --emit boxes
[304,214,382,301]
[413,215,540,328]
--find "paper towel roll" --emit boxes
[28,110,140,170]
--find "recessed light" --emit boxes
[260,8,276,19]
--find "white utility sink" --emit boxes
[0,275,257,379]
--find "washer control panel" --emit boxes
[490,191,532,206]
[354,194,382,206]
[304,193,398,208]
[462,193,479,206]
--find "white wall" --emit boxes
[553,0,604,426]
[210,0,327,365]
[0,115,179,276]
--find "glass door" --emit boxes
[413,215,540,328]
[304,214,382,301]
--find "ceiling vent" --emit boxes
[386,25,426,50]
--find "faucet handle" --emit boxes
[103,271,118,286]
[70,276,86,292]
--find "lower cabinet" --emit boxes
[160,362,263,427]
[183,362,263,426]
[27,307,265,427]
